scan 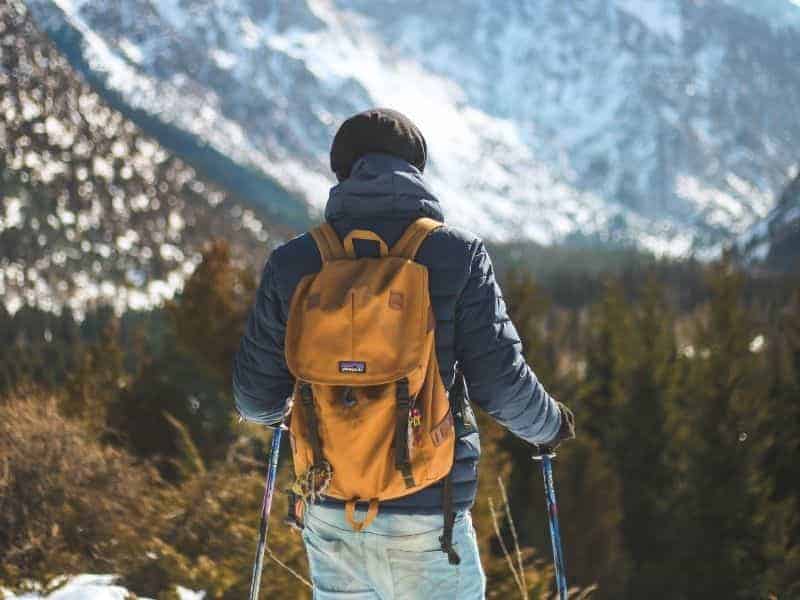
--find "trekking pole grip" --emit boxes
[532,444,556,460]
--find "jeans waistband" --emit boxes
[304,502,467,537]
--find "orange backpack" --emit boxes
[285,218,457,553]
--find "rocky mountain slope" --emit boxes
[0,1,286,316]
[739,169,800,271]
[23,0,800,256]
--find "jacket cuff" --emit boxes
[232,381,286,426]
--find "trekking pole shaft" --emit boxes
[541,455,568,600]
[248,426,283,600]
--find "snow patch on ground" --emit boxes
[1,575,204,600]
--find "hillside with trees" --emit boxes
[2,237,798,598]
[0,1,289,318]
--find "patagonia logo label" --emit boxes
[339,361,367,374]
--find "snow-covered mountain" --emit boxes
[23,0,800,256]
[0,2,283,316]
[739,167,800,270]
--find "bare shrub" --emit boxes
[0,391,163,590]
[130,453,310,599]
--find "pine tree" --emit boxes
[615,279,680,598]
[677,263,772,599]
[580,280,633,447]
[63,314,125,431]
[762,288,800,596]
[503,270,630,596]
[168,240,256,382]
[502,268,556,384]
[107,242,257,474]
[575,277,687,598]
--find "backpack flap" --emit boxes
[285,257,431,386]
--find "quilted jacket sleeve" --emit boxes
[454,239,561,444]
[232,256,294,425]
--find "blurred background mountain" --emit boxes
[19,0,800,258]
[3,0,799,317]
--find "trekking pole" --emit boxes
[248,424,284,600]
[533,447,568,600]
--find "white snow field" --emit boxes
[1,574,204,600]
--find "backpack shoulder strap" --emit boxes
[389,218,444,259]
[310,222,346,263]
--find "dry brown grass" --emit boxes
[0,391,164,590]
[0,390,310,598]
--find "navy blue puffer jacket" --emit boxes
[233,153,561,513]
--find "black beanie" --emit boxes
[330,108,427,181]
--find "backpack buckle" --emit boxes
[284,490,305,531]
[394,378,416,488]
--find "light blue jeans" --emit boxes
[302,503,486,599]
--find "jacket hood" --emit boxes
[325,153,444,223]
